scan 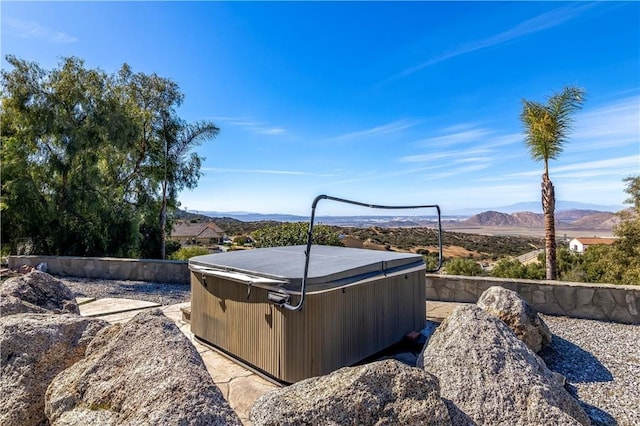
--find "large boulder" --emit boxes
[0,313,108,426]
[1,270,79,316]
[45,309,241,425]
[477,285,552,353]
[417,305,589,426]
[250,359,451,426]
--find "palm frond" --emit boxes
[520,86,586,163]
[172,120,219,159]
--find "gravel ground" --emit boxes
[57,276,639,425]
[539,314,640,426]
[57,276,191,306]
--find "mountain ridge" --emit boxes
[462,210,618,229]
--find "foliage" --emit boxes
[0,55,217,258]
[345,227,542,258]
[510,176,640,285]
[164,240,182,259]
[520,86,586,280]
[599,175,640,285]
[169,246,210,261]
[574,176,640,285]
[445,258,483,276]
[252,222,343,248]
[423,253,441,272]
[490,258,545,280]
[232,235,252,245]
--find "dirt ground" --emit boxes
[443,224,614,239]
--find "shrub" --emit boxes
[491,259,526,279]
[445,258,483,276]
[169,246,210,260]
[164,240,182,258]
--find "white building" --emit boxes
[569,237,617,254]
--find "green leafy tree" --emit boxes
[445,258,483,276]
[158,120,219,259]
[1,56,216,258]
[523,262,545,280]
[490,257,545,280]
[491,259,526,279]
[521,86,585,280]
[115,67,218,259]
[252,222,343,248]
[1,55,140,256]
[600,176,640,285]
[579,245,612,283]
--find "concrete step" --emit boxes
[78,297,160,317]
[181,306,191,324]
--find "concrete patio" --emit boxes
[78,297,459,425]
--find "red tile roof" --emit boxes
[574,237,616,246]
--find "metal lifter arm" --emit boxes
[279,194,443,311]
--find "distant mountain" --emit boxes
[463,209,617,229]
[464,211,543,227]
[493,201,623,214]
[570,212,619,229]
[555,209,606,223]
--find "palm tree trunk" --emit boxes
[160,180,167,260]
[542,173,557,280]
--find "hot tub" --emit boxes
[189,245,426,383]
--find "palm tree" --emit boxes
[159,118,219,259]
[521,86,585,280]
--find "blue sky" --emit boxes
[2,1,639,216]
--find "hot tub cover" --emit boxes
[189,245,425,291]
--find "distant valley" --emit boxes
[179,203,621,239]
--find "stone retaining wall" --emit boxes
[7,255,189,284]
[426,274,639,324]
[7,256,638,323]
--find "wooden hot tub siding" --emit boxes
[190,266,426,383]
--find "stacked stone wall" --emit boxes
[7,256,637,323]
[426,274,639,324]
[7,256,189,284]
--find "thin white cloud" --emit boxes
[4,17,78,43]
[420,163,491,181]
[570,96,640,150]
[324,119,419,142]
[399,146,493,163]
[258,128,286,135]
[507,155,639,179]
[394,3,595,79]
[211,116,287,136]
[417,128,492,148]
[553,155,639,179]
[400,123,522,164]
[212,117,260,127]
[202,167,334,177]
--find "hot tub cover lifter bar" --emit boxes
[274,194,443,311]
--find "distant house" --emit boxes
[171,222,225,246]
[569,237,616,253]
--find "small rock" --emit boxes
[250,359,452,425]
[0,294,50,316]
[45,309,241,425]
[1,270,79,316]
[477,285,552,353]
[0,313,108,426]
[417,305,590,426]
[36,262,48,273]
